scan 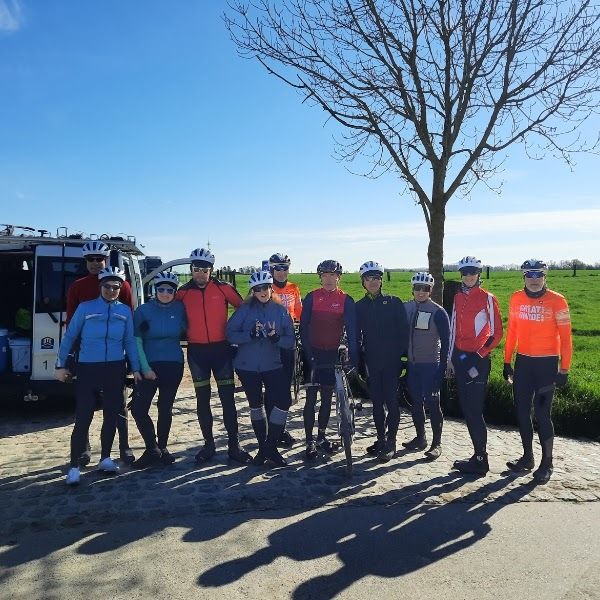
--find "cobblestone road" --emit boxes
[1,379,599,538]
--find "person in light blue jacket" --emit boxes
[131,271,187,469]
[226,271,294,467]
[55,267,141,486]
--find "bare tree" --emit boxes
[225,0,600,299]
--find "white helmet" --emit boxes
[248,270,273,289]
[411,272,434,286]
[359,260,384,277]
[82,241,110,257]
[457,256,482,271]
[189,248,215,265]
[153,271,179,288]
[98,266,126,282]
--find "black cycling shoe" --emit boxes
[377,441,396,463]
[506,455,535,472]
[78,450,92,468]
[119,448,136,465]
[402,436,428,451]
[453,453,489,475]
[195,444,216,464]
[132,449,162,470]
[228,445,253,464]
[266,447,288,467]
[159,448,175,465]
[424,444,442,461]
[533,462,553,484]
[305,441,318,461]
[252,448,267,466]
[316,437,337,454]
[277,430,295,448]
[366,439,384,456]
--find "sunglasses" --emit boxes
[524,271,545,279]
[156,286,175,295]
[364,275,382,282]
[102,283,121,292]
[273,265,289,271]
[413,284,432,292]
[192,266,211,273]
[460,267,479,276]
[253,284,271,292]
[86,256,106,263]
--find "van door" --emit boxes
[117,253,144,308]
[32,245,84,381]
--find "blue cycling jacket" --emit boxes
[57,296,140,371]
[226,299,294,372]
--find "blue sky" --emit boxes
[1,0,599,272]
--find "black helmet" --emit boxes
[317,259,342,275]
[268,253,291,267]
[521,259,547,273]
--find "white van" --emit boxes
[0,225,146,402]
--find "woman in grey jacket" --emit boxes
[226,271,295,466]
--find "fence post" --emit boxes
[386,270,391,282]
[486,266,490,279]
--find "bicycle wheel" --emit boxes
[335,369,354,475]
[292,345,303,404]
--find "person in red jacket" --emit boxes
[65,241,136,466]
[449,256,503,475]
[503,259,573,484]
[176,248,251,464]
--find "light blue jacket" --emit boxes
[57,296,140,371]
[226,299,294,372]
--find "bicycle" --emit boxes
[308,345,360,476]
[292,323,304,405]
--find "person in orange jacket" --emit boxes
[448,256,503,475]
[503,259,573,484]
[264,252,302,447]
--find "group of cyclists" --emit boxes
[55,245,573,488]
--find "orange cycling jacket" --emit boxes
[504,289,573,370]
[176,279,243,344]
[449,286,503,358]
[272,281,302,321]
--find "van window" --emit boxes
[36,257,86,313]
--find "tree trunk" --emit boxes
[427,201,446,305]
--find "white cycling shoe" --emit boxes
[97,457,120,473]
[65,467,81,486]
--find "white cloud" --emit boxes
[0,0,22,32]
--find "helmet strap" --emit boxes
[524,285,547,299]
[272,278,287,289]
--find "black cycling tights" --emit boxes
[513,354,558,461]
[71,361,126,467]
[131,361,184,450]
[303,385,333,441]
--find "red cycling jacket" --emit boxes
[176,279,243,344]
[449,286,503,358]
[272,280,302,322]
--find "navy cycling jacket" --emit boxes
[356,292,409,370]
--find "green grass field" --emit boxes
[181,269,600,438]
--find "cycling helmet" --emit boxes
[521,259,547,273]
[457,256,482,271]
[268,252,291,267]
[359,261,384,277]
[98,266,126,282]
[411,272,435,286]
[189,248,215,266]
[317,259,343,275]
[81,241,110,257]
[248,270,273,289]
[153,271,179,288]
